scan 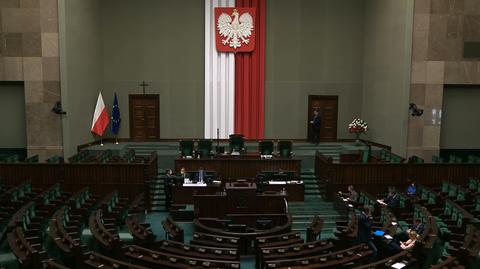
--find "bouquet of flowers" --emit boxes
[348,118,368,134]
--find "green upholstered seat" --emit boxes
[229,134,245,153]
[432,155,444,163]
[277,141,292,157]
[259,141,274,155]
[197,139,212,157]
[179,140,194,157]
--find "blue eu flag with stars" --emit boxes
[111,93,121,135]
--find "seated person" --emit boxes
[389,230,418,253]
[395,218,424,241]
[379,186,400,208]
[338,185,358,203]
[406,181,417,197]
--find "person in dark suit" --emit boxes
[164,169,174,209]
[383,186,400,208]
[357,207,377,258]
[310,109,322,145]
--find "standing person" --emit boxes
[310,109,322,145]
[357,207,377,258]
[164,169,174,209]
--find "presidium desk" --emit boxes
[174,153,302,180]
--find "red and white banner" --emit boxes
[205,0,265,139]
[91,92,110,136]
[215,7,256,53]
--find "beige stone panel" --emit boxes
[23,57,43,81]
[24,81,44,103]
[446,15,463,39]
[22,32,42,57]
[428,14,463,60]
[410,84,426,105]
[407,125,424,147]
[424,84,443,107]
[431,0,449,14]
[25,102,62,147]
[411,61,428,83]
[444,61,477,84]
[20,0,39,8]
[423,106,443,126]
[422,148,440,163]
[409,113,425,128]
[3,57,23,81]
[426,61,445,84]
[422,125,441,147]
[1,33,22,57]
[0,0,20,8]
[41,33,58,57]
[465,0,480,15]
[415,0,431,14]
[43,81,60,103]
[0,58,4,80]
[412,14,430,61]
[1,8,40,33]
[40,0,57,33]
[42,57,59,81]
[463,15,480,41]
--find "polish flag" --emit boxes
[91,92,110,136]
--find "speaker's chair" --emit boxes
[179,140,194,157]
[258,141,274,155]
[277,140,292,157]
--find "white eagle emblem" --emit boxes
[217,9,254,49]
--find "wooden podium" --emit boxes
[225,182,257,214]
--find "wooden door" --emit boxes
[307,95,338,142]
[129,94,160,140]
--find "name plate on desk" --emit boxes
[268,181,303,185]
[183,183,207,187]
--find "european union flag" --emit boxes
[111,93,121,135]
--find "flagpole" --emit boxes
[115,135,119,145]
[100,136,104,147]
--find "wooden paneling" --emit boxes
[0,154,158,209]
[129,94,160,140]
[315,151,480,199]
[175,157,301,180]
[308,95,338,141]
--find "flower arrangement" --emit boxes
[348,118,368,134]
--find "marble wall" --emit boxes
[0,0,62,160]
[408,0,480,160]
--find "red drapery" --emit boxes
[234,0,265,139]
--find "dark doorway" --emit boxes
[307,95,338,142]
[129,94,160,140]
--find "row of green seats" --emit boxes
[409,155,424,163]
[433,154,480,164]
[123,149,136,162]
[440,180,468,202]
[68,149,90,163]
[70,188,93,210]
[98,150,113,163]
[0,154,20,163]
[39,184,62,206]
[432,155,444,163]
[468,178,480,193]
[358,192,377,212]
[379,149,403,163]
[418,185,438,205]
[46,155,62,163]
[103,191,128,222]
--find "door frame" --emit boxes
[129,94,160,141]
[307,95,339,141]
